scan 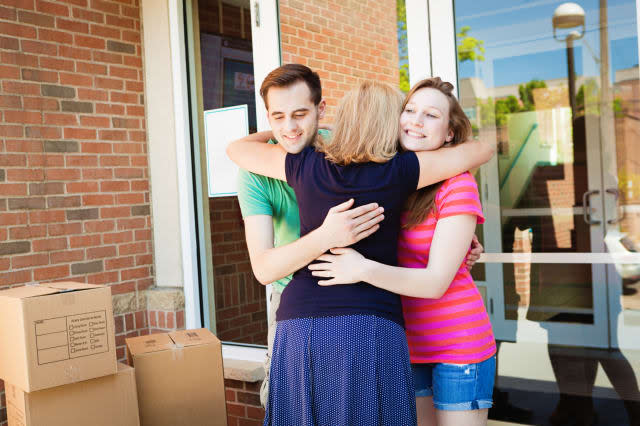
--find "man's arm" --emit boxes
[245,199,384,285]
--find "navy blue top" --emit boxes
[277,146,420,326]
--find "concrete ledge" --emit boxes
[112,291,147,315]
[146,287,185,311]
[222,344,266,382]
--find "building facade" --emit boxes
[1,1,639,425]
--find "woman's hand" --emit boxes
[465,234,484,270]
[308,248,366,285]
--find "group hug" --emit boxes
[226,64,497,426]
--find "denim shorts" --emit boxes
[411,356,496,411]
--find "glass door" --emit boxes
[428,0,640,349]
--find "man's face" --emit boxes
[265,81,325,154]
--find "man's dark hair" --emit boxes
[259,64,322,109]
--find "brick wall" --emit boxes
[0,1,150,422]
[279,0,400,120]
[225,378,264,426]
[210,197,267,345]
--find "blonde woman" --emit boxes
[227,80,494,426]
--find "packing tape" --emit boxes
[64,364,80,383]
[172,344,184,361]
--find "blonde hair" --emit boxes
[317,81,403,165]
[402,77,473,229]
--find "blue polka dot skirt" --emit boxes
[263,314,417,426]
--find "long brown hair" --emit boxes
[316,81,403,165]
[402,77,472,228]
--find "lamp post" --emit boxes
[552,3,586,118]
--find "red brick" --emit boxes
[86,245,116,259]
[103,230,132,244]
[0,22,37,39]
[72,7,103,23]
[39,56,75,71]
[78,89,108,102]
[44,113,77,126]
[110,91,137,104]
[157,311,165,328]
[59,45,91,60]
[100,181,129,192]
[121,266,147,281]
[66,181,99,193]
[86,270,118,284]
[23,97,59,111]
[25,126,61,139]
[48,222,82,236]
[34,264,69,281]
[36,0,70,16]
[90,23,119,39]
[84,219,114,233]
[119,242,145,255]
[100,206,129,218]
[9,224,45,239]
[38,28,73,44]
[60,72,92,87]
[82,168,113,180]
[1,51,38,67]
[80,142,112,153]
[0,95,21,109]
[66,154,98,166]
[50,249,84,263]
[44,168,81,181]
[96,103,124,115]
[29,210,65,224]
[82,194,113,205]
[7,169,44,181]
[106,14,133,29]
[0,269,32,286]
[27,153,64,167]
[0,154,26,167]
[3,81,39,96]
[75,34,104,49]
[121,30,139,43]
[69,234,101,248]
[105,256,134,270]
[4,110,41,125]
[95,76,123,90]
[99,130,127,141]
[0,65,20,79]
[12,253,49,269]
[76,61,107,75]
[64,127,96,140]
[109,65,137,80]
[21,39,58,56]
[56,17,89,33]
[93,50,122,64]
[32,237,67,251]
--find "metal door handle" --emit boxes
[582,190,601,225]
[606,188,622,224]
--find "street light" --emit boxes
[552,3,586,118]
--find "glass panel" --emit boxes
[452,1,640,424]
[198,0,267,345]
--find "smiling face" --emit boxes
[399,87,454,152]
[265,80,326,154]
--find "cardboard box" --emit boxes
[0,282,117,392]
[126,328,227,426]
[6,363,140,426]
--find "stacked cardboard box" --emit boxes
[126,328,227,426]
[0,282,140,426]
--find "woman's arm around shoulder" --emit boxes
[226,131,287,181]
[415,139,495,189]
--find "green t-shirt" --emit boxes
[236,132,329,292]
[236,144,300,293]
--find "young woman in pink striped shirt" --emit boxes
[309,77,497,426]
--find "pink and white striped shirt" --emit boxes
[399,172,496,364]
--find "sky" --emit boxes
[451,0,639,88]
